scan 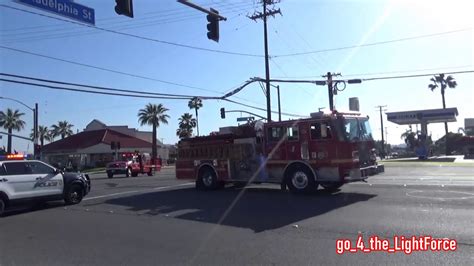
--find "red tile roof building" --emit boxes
[42,124,168,169]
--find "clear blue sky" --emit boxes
[1,0,473,153]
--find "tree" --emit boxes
[188,97,203,136]
[51,121,74,139]
[176,113,196,139]
[401,130,418,150]
[138,103,170,163]
[0,108,26,153]
[428,74,457,136]
[30,125,53,146]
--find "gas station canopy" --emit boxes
[386,108,458,125]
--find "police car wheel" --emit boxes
[286,167,316,194]
[0,198,5,216]
[65,185,84,205]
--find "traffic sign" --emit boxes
[17,0,95,26]
[236,117,254,122]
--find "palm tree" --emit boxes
[30,125,53,146]
[428,74,457,135]
[51,121,74,139]
[176,113,196,139]
[401,130,418,150]
[188,97,203,136]
[138,103,170,163]
[0,108,26,153]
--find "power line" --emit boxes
[361,70,474,82]
[0,78,193,100]
[344,65,474,78]
[0,45,221,94]
[0,73,219,99]
[272,27,473,58]
[0,4,264,58]
[1,3,255,43]
[269,58,314,97]
[1,1,253,33]
[272,65,474,79]
[0,45,280,107]
[223,98,306,118]
[0,75,304,117]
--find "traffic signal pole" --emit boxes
[376,105,387,159]
[34,103,39,159]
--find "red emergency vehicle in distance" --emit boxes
[176,110,384,193]
[106,152,161,178]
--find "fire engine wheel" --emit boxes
[131,172,138,177]
[147,169,153,176]
[286,167,316,194]
[320,182,344,192]
[196,168,218,190]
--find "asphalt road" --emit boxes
[1,165,473,265]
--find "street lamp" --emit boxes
[0,97,38,156]
[270,84,281,122]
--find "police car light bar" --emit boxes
[0,154,27,160]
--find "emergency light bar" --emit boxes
[0,154,27,160]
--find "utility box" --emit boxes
[349,97,360,111]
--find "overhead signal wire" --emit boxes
[0,4,264,58]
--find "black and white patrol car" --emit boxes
[0,156,91,216]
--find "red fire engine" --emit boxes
[176,110,384,193]
[106,152,161,178]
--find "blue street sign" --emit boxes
[17,0,95,26]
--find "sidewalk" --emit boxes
[84,165,175,176]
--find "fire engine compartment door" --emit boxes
[285,125,301,159]
[227,141,260,181]
[308,121,335,163]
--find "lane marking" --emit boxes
[406,190,474,200]
[83,182,194,201]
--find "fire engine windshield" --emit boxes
[342,118,373,142]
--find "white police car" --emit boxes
[0,154,91,216]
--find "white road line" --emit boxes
[84,182,194,201]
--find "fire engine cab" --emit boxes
[106,152,161,178]
[176,110,384,193]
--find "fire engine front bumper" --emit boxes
[345,164,384,182]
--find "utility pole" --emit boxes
[322,72,341,111]
[249,0,281,122]
[375,105,387,159]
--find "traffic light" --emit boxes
[115,0,134,18]
[111,141,116,150]
[206,8,219,42]
[220,107,225,119]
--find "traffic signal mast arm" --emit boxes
[177,0,227,21]
[220,108,266,120]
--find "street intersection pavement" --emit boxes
[1,163,473,265]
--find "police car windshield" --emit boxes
[343,118,373,142]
